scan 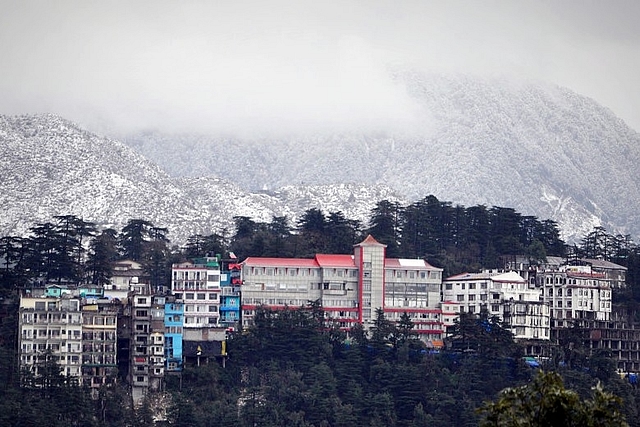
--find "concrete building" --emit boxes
[443,271,550,341]
[240,235,445,346]
[81,299,118,390]
[164,297,184,373]
[535,263,612,327]
[219,262,242,330]
[19,294,83,380]
[171,257,222,328]
[130,285,152,403]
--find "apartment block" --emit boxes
[443,271,550,340]
[171,257,222,328]
[81,300,118,389]
[19,294,83,380]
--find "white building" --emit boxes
[443,271,550,340]
[536,263,612,327]
[171,257,222,328]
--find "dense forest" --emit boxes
[0,300,635,426]
[1,194,640,425]
[3,195,640,295]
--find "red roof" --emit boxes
[355,234,386,247]
[315,254,356,268]
[241,257,319,267]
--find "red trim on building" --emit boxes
[383,308,442,313]
[358,247,363,323]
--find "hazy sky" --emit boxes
[1,0,639,135]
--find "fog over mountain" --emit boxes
[121,72,640,242]
[1,2,639,245]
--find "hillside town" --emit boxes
[16,234,635,407]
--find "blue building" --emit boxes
[219,262,242,330]
[164,298,184,372]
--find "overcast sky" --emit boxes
[1,0,639,135]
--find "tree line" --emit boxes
[3,195,640,299]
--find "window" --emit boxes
[468,295,476,301]
[469,283,476,290]
[207,274,219,282]
[445,284,452,290]
[185,293,194,300]
[137,297,147,305]
[208,305,218,313]
[491,304,500,312]
[456,295,464,302]
[197,293,206,300]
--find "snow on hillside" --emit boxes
[0,115,403,243]
[119,73,640,242]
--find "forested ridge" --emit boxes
[2,194,640,425]
[3,195,640,294]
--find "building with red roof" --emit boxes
[240,235,445,346]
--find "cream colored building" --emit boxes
[19,295,83,380]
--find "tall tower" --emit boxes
[353,235,386,326]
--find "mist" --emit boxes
[1,0,639,136]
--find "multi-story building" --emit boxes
[536,263,612,328]
[240,235,445,346]
[130,285,152,403]
[81,299,118,390]
[219,262,242,330]
[19,293,83,381]
[164,296,184,373]
[443,271,550,341]
[171,257,222,328]
[148,295,166,391]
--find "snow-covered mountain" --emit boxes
[120,73,640,242]
[0,115,402,243]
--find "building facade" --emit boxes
[19,295,83,380]
[240,235,445,346]
[171,257,222,328]
[443,271,550,340]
